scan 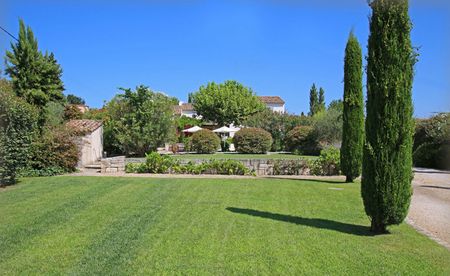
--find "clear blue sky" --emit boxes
[1,0,449,118]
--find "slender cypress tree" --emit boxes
[318,87,326,112]
[341,32,364,183]
[362,0,417,233]
[308,83,318,116]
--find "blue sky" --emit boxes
[1,0,449,118]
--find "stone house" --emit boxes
[258,96,286,113]
[66,119,103,168]
[173,95,286,117]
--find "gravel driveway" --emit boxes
[408,168,450,249]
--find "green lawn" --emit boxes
[1,177,449,275]
[172,153,316,160]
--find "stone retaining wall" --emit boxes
[126,158,310,176]
[101,156,126,173]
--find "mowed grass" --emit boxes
[0,177,449,275]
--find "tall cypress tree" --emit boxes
[5,19,64,128]
[308,83,318,116]
[362,0,417,233]
[341,32,364,183]
[318,87,326,112]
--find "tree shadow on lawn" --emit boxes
[226,207,374,236]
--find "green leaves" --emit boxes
[192,80,264,125]
[103,85,176,156]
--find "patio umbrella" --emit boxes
[212,126,233,133]
[182,126,202,133]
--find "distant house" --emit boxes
[66,119,103,167]
[258,96,285,113]
[74,104,90,114]
[173,95,286,117]
[172,102,198,118]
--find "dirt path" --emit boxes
[408,168,450,249]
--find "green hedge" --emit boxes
[233,128,272,154]
[126,152,252,175]
[191,129,220,154]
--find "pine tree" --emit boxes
[5,19,65,127]
[341,31,364,183]
[308,83,318,116]
[318,87,326,112]
[362,0,417,233]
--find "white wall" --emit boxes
[78,126,103,167]
[266,103,285,113]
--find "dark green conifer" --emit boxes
[362,0,417,233]
[341,31,364,183]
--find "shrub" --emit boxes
[64,104,83,120]
[0,89,39,186]
[285,126,316,154]
[24,127,79,176]
[310,147,341,176]
[271,159,309,175]
[413,113,449,170]
[413,142,450,170]
[125,154,252,175]
[233,128,273,154]
[145,152,179,173]
[191,129,220,154]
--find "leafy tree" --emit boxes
[64,105,83,120]
[308,83,319,116]
[318,87,326,113]
[362,0,417,233]
[45,101,65,126]
[0,83,38,186]
[192,80,264,125]
[66,94,85,105]
[103,85,176,156]
[5,19,65,127]
[341,32,364,183]
[243,109,312,151]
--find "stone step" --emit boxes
[84,164,101,169]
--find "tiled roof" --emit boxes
[172,103,195,114]
[258,96,285,104]
[66,119,102,133]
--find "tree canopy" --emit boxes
[191,80,264,125]
[102,85,175,156]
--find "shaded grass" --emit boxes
[0,176,449,275]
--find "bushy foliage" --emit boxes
[23,127,79,176]
[0,87,38,186]
[271,159,309,175]
[66,94,85,105]
[102,85,176,156]
[191,129,220,154]
[125,154,252,175]
[64,104,83,120]
[413,113,450,169]
[233,128,273,154]
[192,80,264,125]
[285,126,316,154]
[45,101,65,126]
[143,152,179,173]
[362,0,416,233]
[310,103,343,149]
[310,147,341,176]
[341,32,364,182]
[243,109,312,151]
